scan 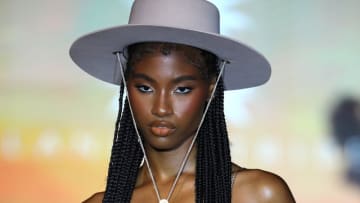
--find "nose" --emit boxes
[151,90,173,117]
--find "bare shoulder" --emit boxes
[232,167,295,202]
[82,191,104,203]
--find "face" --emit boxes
[127,51,215,151]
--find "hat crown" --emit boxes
[129,0,220,34]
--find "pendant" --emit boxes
[159,199,168,203]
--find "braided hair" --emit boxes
[103,42,232,202]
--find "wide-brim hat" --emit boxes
[69,0,271,90]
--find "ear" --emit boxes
[207,76,217,101]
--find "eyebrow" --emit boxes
[130,73,155,83]
[130,73,198,84]
[173,75,198,83]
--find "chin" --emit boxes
[147,139,178,151]
[144,137,187,152]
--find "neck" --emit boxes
[141,137,197,182]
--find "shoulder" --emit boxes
[232,167,295,203]
[82,191,104,203]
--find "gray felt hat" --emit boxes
[69,0,271,90]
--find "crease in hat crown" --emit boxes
[69,0,271,90]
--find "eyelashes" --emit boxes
[174,86,192,94]
[136,85,153,93]
[135,85,193,94]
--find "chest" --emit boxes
[131,178,195,203]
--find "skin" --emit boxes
[83,51,295,203]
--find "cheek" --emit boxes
[173,93,208,122]
[127,90,149,120]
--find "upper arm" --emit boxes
[232,169,295,203]
[82,192,104,203]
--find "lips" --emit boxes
[149,121,176,137]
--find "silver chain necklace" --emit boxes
[116,53,227,203]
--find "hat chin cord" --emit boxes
[115,52,227,203]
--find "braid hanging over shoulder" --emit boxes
[196,76,232,202]
[103,83,144,202]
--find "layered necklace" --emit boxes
[116,52,227,203]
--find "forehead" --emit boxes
[129,51,204,78]
[126,42,218,80]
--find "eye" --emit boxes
[174,87,192,94]
[136,85,153,93]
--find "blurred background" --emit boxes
[1,0,360,202]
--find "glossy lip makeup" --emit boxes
[149,121,176,137]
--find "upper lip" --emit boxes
[149,120,176,129]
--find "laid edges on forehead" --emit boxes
[118,41,221,61]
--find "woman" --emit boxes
[70,0,295,202]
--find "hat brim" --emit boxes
[70,24,271,90]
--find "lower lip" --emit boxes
[151,127,175,137]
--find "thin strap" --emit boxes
[231,172,237,189]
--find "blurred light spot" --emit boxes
[315,138,340,169]
[288,141,309,168]
[230,137,249,163]
[1,131,21,159]
[107,95,119,117]
[70,131,97,159]
[107,93,126,118]
[224,89,255,126]
[254,137,281,165]
[35,130,61,157]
